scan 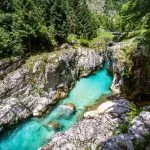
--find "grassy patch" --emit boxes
[67,34,79,46]
[115,102,142,135]
[67,34,91,48]
[90,30,114,50]
[115,123,129,135]
[67,31,114,50]
[24,52,50,71]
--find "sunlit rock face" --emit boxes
[87,0,126,17]
[0,46,104,131]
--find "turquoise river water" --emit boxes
[0,64,113,150]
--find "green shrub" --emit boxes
[67,34,79,45]
[128,103,141,123]
[116,123,129,134]
[67,34,91,47]
[115,102,142,135]
[79,37,90,47]
[90,30,114,50]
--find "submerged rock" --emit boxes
[58,103,76,118]
[64,103,76,111]
[47,121,61,130]
[108,40,150,98]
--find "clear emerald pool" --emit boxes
[0,64,113,150]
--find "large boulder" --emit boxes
[102,134,134,150]
[84,99,129,120]
[129,111,150,142]
[102,111,150,150]
[60,103,76,116]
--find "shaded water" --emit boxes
[0,64,113,150]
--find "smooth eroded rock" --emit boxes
[47,121,61,130]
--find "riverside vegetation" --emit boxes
[0,0,150,150]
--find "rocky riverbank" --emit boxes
[0,45,104,132]
[40,98,150,150]
[40,40,150,150]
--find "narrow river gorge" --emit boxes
[0,0,150,149]
[0,63,113,150]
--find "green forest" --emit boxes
[0,0,150,58]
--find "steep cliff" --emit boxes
[0,45,104,132]
[107,39,150,100]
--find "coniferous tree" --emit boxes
[0,0,97,58]
[12,0,54,53]
[0,0,14,12]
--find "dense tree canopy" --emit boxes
[116,0,150,41]
[0,0,150,58]
[0,0,96,58]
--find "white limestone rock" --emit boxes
[84,99,129,121]
[40,99,130,150]
[0,46,104,130]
